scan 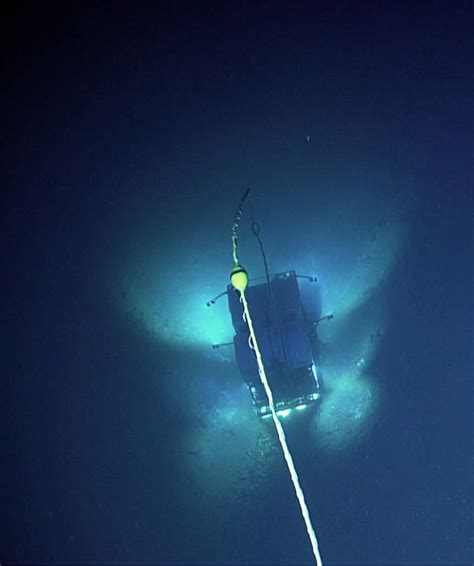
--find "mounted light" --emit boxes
[277,409,291,418]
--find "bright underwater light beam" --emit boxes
[237,281,323,566]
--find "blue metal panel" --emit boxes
[230,272,312,376]
[283,322,313,369]
[272,274,304,322]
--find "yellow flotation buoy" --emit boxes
[230,263,248,293]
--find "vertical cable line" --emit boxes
[229,189,323,566]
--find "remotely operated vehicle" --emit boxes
[207,200,332,418]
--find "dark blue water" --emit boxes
[2,4,472,565]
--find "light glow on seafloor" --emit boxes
[310,371,381,456]
[109,186,410,485]
[117,267,234,348]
